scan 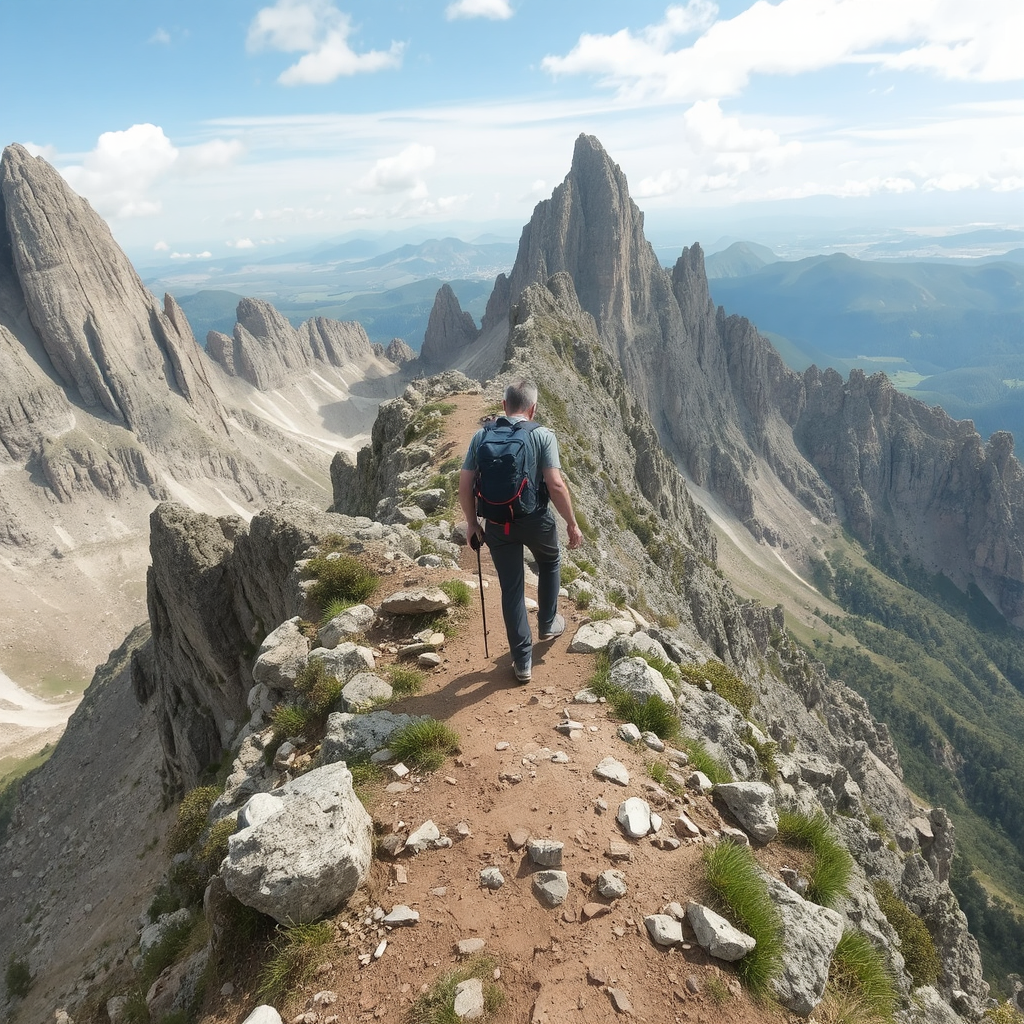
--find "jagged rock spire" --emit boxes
[420,282,480,367]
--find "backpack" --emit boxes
[474,417,548,530]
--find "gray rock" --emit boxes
[453,977,485,1020]
[407,820,441,852]
[607,631,671,665]
[457,938,486,956]
[686,902,756,961]
[645,914,683,947]
[252,618,309,692]
[596,869,627,899]
[421,283,480,368]
[139,908,192,955]
[412,488,447,513]
[616,797,654,838]
[341,672,393,711]
[320,710,425,764]
[593,756,630,786]
[383,905,419,926]
[766,876,843,1015]
[714,782,779,843]
[146,948,209,1021]
[418,652,442,668]
[527,838,564,868]
[480,867,505,890]
[533,870,570,907]
[309,642,375,684]
[221,762,373,924]
[642,731,665,752]
[567,621,620,653]
[318,605,375,647]
[240,793,281,830]
[609,657,675,704]
[380,589,452,615]
[617,723,642,743]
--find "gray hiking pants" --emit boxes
[485,507,561,668]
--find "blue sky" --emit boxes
[3,0,1021,259]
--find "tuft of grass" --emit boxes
[389,719,461,772]
[574,557,597,575]
[818,930,898,1024]
[607,586,627,608]
[608,692,679,740]
[5,956,31,1000]
[199,815,238,870]
[439,579,472,607]
[777,810,853,908]
[295,660,343,717]
[678,661,757,716]
[702,841,784,997]
[270,703,312,741]
[574,589,593,610]
[167,785,221,855]
[319,597,356,627]
[306,554,378,610]
[257,920,334,1006]
[560,563,580,587]
[387,665,425,696]
[743,725,779,782]
[409,955,504,1024]
[676,737,733,784]
[873,881,940,987]
[139,913,197,991]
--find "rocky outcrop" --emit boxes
[419,283,479,367]
[385,337,415,364]
[0,144,229,446]
[207,297,384,391]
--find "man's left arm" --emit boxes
[459,469,484,545]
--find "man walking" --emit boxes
[459,380,583,683]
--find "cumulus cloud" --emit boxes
[153,240,169,251]
[58,124,244,220]
[21,142,58,161]
[170,251,212,259]
[149,27,171,45]
[634,168,689,198]
[356,143,436,196]
[445,0,515,20]
[227,238,257,248]
[542,0,1023,102]
[248,0,404,85]
[683,99,800,174]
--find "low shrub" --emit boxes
[4,955,31,1000]
[270,702,311,741]
[677,661,756,716]
[167,785,221,855]
[702,841,784,996]
[257,920,334,1005]
[295,660,343,717]
[607,692,678,741]
[560,563,580,587]
[409,955,504,1024]
[873,880,941,987]
[200,815,238,871]
[389,719,461,772]
[777,810,853,908]
[574,588,593,610]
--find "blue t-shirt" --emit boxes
[462,416,560,488]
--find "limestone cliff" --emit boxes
[419,283,480,368]
[207,297,388,391]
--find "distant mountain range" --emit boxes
[707,242,1024,440]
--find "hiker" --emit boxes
[459,380,584,683]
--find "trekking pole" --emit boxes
[470,530,489,658]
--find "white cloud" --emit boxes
[357,143,436,196]
[149,27,171,45]
[248,0,404,85]
[58,124,245,220]
[170,251,212,259]
[21,142,58,161]
[635,168,689,198]
[543,0,1024,103]
[153,240,169,251]
[445,0,515,20]
[227,238,257,248]
[924,172,981,191]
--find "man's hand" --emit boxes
[567,521,584,549]
[469,524,485,550]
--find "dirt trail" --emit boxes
[208,393,793,1024]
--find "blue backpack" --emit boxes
[474,417,548,531]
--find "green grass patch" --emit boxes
[702,841,784,997]
[560,563,580,587]
[678,660,757,716]
[607,586,627,608]
[257,920,334,1006]
[167,785,221,855]
[5,955,31,1000]
[199,815,239,871]
[389,719,461,772]
[820,930,898,1024]
[439,579,472,607]
[138,912,197,991]
[295,660,343,717]
[439,457,462,474]
[873,880,941,987]
[387,665,426,696]
[777,811,853,907]
[319,597,356,627]
[676,737,733,784]
[608,692,679,740]
[270,702,312,741]
[743,725,779,782]
[574,589,593,610]
[306,554,378,610]
[409,955,504,1024]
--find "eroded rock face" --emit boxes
[207,297,380,390]
[420,283,479,367]
[385,337,416,364]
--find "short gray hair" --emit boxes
[504,380,538,414]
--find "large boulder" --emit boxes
[221,762,373,924]
[309,642,375,683]
[320,710,426,764]
[714,781,779,843]
[252,617,309,691]
[766,876,844,1015]
[608,657,675,704]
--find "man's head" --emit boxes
[503,380,538,417]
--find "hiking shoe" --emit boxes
[538,614,565,641]
[513,659,532,684]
